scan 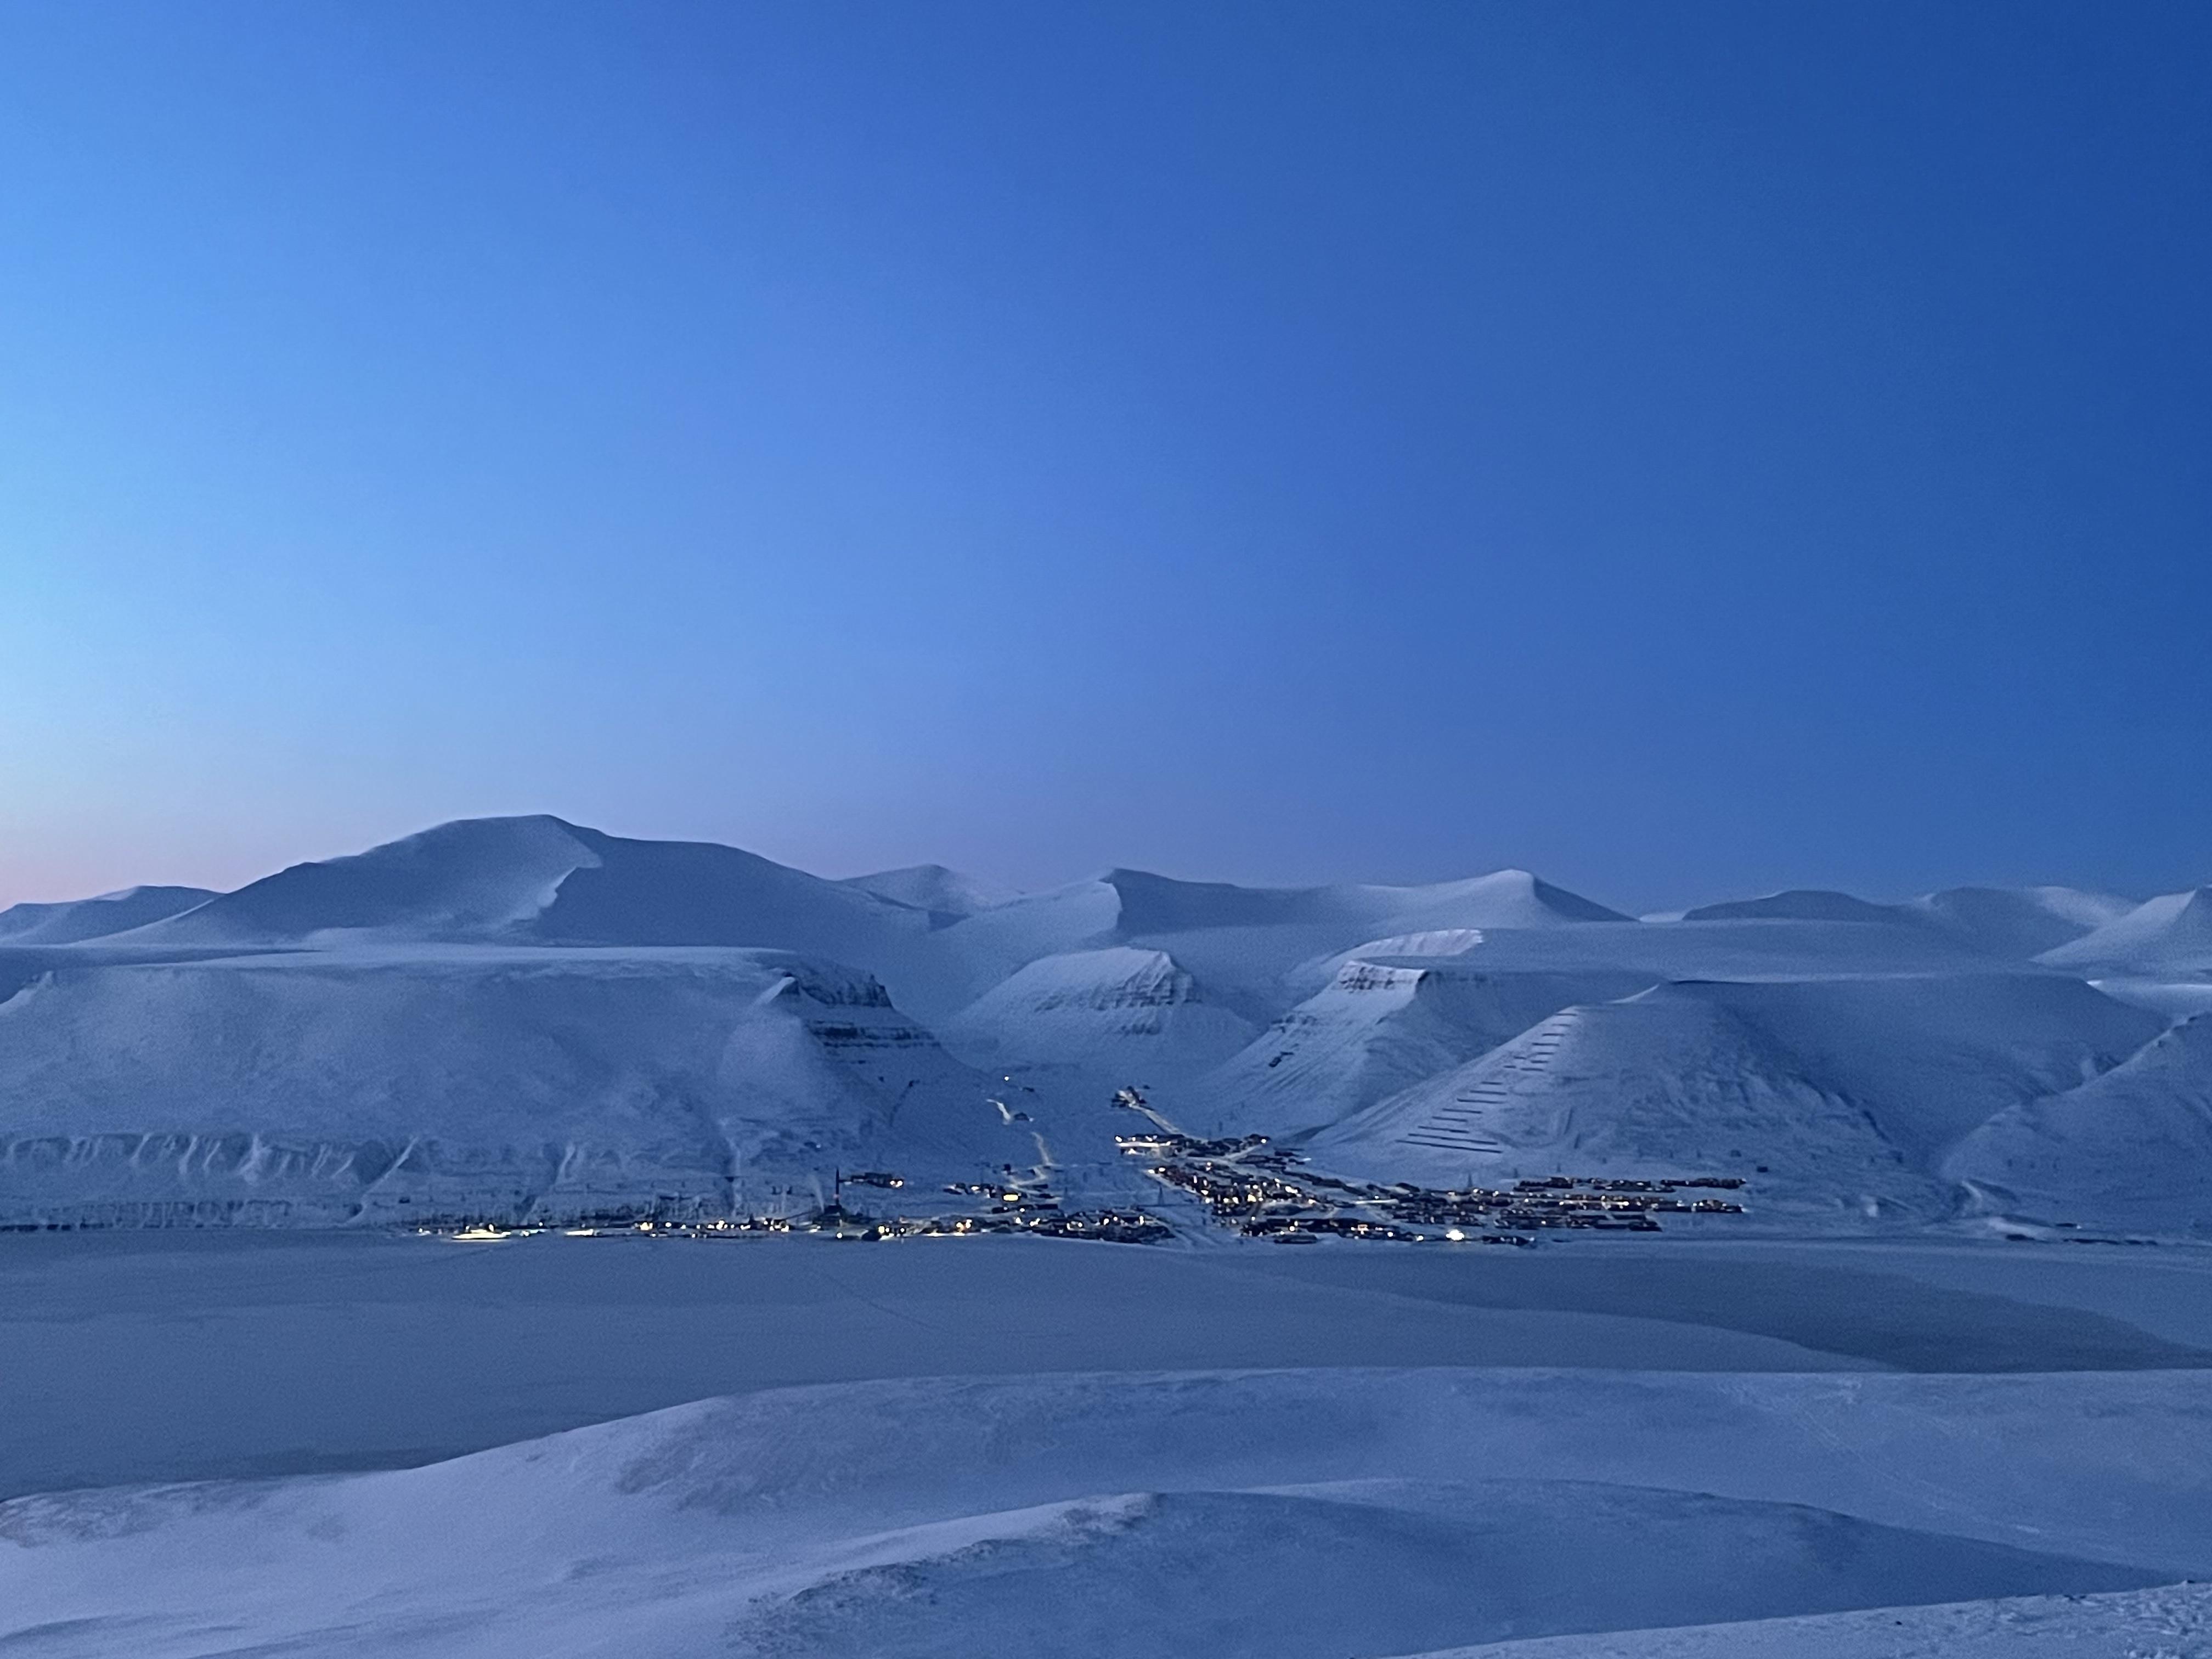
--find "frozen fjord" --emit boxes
[2,1228,2209,1497]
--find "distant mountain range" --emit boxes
[2,815,2207,1235]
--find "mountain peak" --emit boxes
[119,816,931,970]
[1681,889,1910,926]
[2040,885,2212,973]
[0,885,221,946]
[839,864,1019,918]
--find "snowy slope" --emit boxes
[0,885,217,945]
[1313,927,1490,966]
[1946,1011,2212,1237]
[1317,990,1927,1214]
[2040,886,2212,975]
[910,874,1129,1015]
[1,1367,2199,1659]
[839,862,1019,920]
[1906,884,2134,958]
[1313,973,2163,1220]
[1192,918,2067,1144]
[939,945,1257,1081]
[1319,917,1994,983]
[1269,912,2000,1065]
[1683,889,1918,926]
[1692,973,2163,1160]
[126,814,613,940]
[1199,959,1652,1138]
[921,866,1629,1015]
[1673,886,2131,960]
[127,815,936,977]
[0,946,1023,1226]
[1406,1582,2212,1659]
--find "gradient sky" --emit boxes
[3,0,2207,912]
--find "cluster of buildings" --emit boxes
[417,1171,1176,1248]
[1114,1116,1749,1246]
[408,1092,1754,1251]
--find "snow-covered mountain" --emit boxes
[1683,889,1917,927]
[923,865,1630,1017]
[1198,958,1652,1139]
[1310,973,2164,1221]
[1315,915,1993,981]
[838,862,1019,921]
[1908,885,2135,958]
[128,815,935,969]
[0,946,1023,1227]
[3,815,2205,1235]
[0,885,217,945]
[1183,916,2036,1141]
[1676,885,2131,960]
[1946,1011,2212,1237]
[938,946,1256,1082]
[2039,886,2212,976]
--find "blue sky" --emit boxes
[3,0,2207,910]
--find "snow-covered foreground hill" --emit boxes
[17,1230,2209,1498]
[3,814,2209,1237]
[3,1363,2205,1659]
[1418,1583,2212,1659]
[4,1228,2209,1657]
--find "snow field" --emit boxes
[3,1365,2206,1658]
